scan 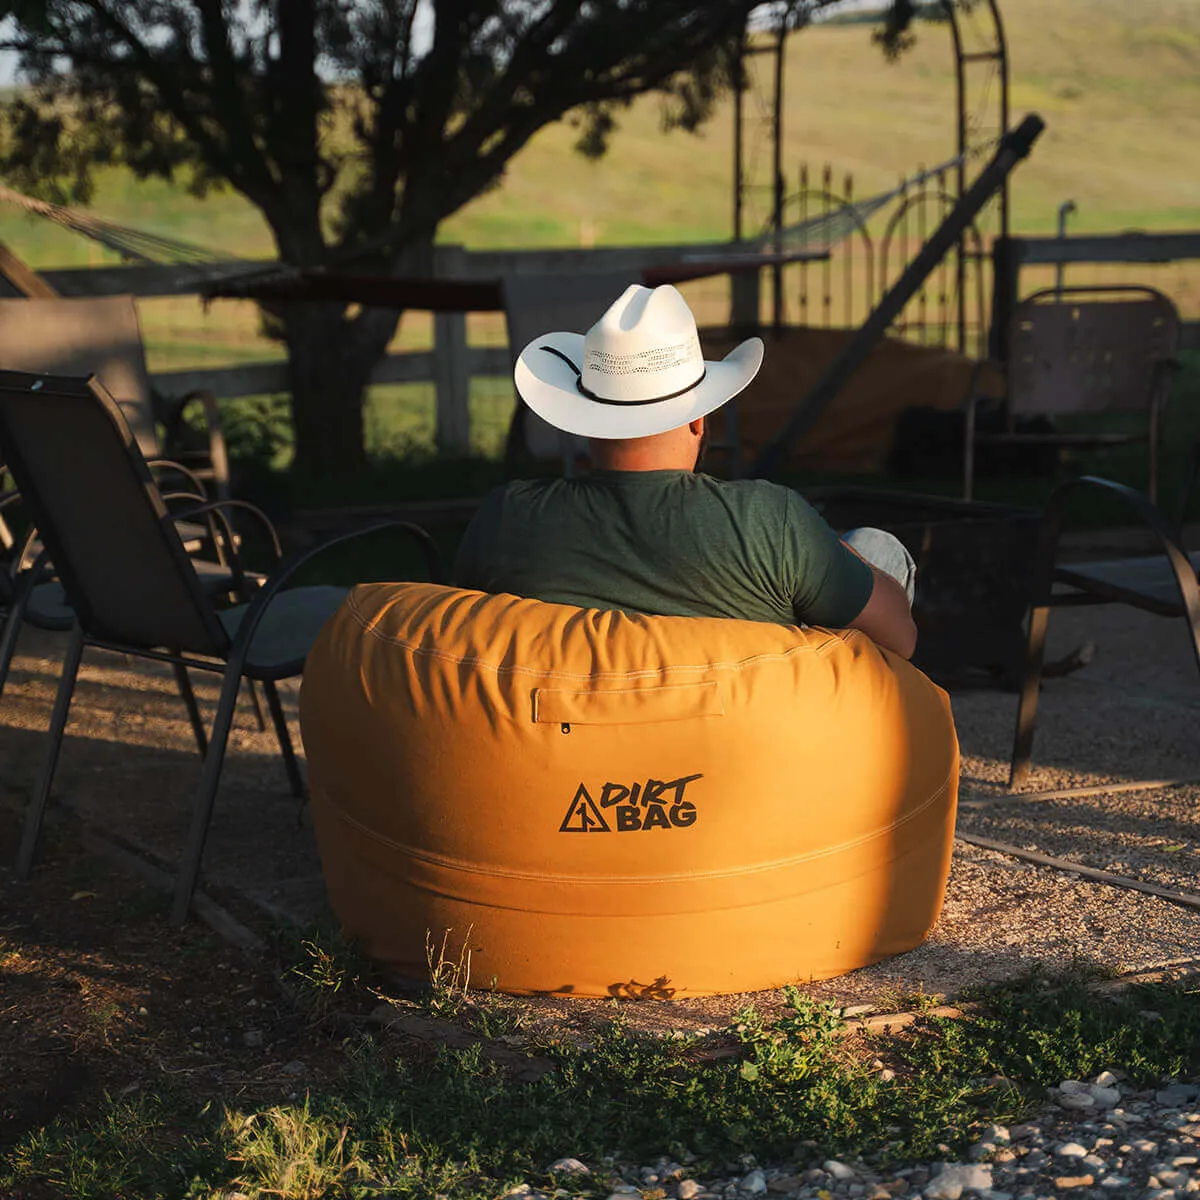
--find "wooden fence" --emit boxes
[22,230,1200,455]
[30,240,762,455]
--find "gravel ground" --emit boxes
[524,1076,1200,1200]
[0,563,1197,1027]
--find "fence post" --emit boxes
[729,261,761,330]
[434,244,471,455]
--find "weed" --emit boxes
[224,1099,371,1199]
[282,925,368,1021]
[424,926,475,1020]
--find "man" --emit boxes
[454,283,917,659]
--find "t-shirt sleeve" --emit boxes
[452,488,504,590]
[783,491,875,627]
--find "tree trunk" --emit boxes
[282,300,402,479]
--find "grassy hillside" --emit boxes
[0,0,1196,461]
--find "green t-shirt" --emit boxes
[453,470,873,628]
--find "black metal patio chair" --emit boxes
[962,286,1181,503]
[0,368,443,923]
[1008,450,1200,790]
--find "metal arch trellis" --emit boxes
[732,0,1010,351]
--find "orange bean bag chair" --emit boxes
[298,582,959,997]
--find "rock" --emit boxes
[1088,1085,1121,1109]
[1157,1084,1200,1108]
[924,1164,992,1200]
[767,1177,800,1194]
[967,1143,993,1162]
[740,1169,767,1195]
[1058,1093,1096,1111]
[1052,1176,1093,1190]
[1099,1176,1132,1189]
[1008,1125,1040,1141]
[824,1161,857,1181]
[282,1060,306,1076]
[985,1126,1011,1145]
[1093,1070,1121,1088]
[548,1158,590,1177]
[677,1182,704,1200]
[1079,1154,1106,1172]
[241,1029,264,1048]
[1054,1144,1087,1159]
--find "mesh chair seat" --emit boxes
[1055,551,1200,617]
[11,557,265,638]
[217,586,348,678]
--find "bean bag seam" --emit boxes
[345,589,866,679]
[314,763,955,886]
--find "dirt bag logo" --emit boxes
[559,774,701,833]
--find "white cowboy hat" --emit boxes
[514,283,764,440]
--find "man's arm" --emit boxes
[844,559,918,660]
[784,491,917,659]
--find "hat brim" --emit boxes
[514,332,765,440]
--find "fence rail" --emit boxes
[28,240,764,454]
[10,231,1199,455]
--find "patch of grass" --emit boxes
[223,1101,369,1200]
[3,1091,228,1200]
[7,973,1199,1198]
[280,924,371,1023]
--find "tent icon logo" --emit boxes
[558,784,611,833]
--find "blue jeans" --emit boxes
[842,527,916,607]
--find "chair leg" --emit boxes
[16,624,85,878]
[244,679,267,732]
[262,679,305,800]
[1008,602,1051,790]
[171,665,243,925]
[172,662,208,757]
[0,571,41,704]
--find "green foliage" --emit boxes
[5,975,1200,1198]
[280,925,370,1023]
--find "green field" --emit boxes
[0,0,1197,464]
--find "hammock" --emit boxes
[0,183,236,271]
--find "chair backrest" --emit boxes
[0,370,229,656]
[0,295,160,458]
[1007,286,1180,417]
[502,272,632,466]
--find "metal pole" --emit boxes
[944,0,967,353]
[771,13,786,335]
[733,34,745,242]
[751,115,1046,479]
[1054,200,1077,297]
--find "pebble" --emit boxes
[241,1029,263,1048]
[548,1158,589,1176]
[741,1170,767,1194]
[525,1072,1200,1200]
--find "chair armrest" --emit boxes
[220,519,445,676]
[147,458,213,500]
[169,498,283,563]
[157,388,231,501]
[1028,475,1197,610]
